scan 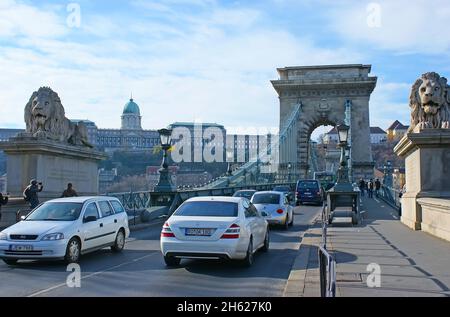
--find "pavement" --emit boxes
[0,205,322,297]
[284,196,450,297]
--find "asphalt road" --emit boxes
[0,205,321,297]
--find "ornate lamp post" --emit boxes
[334,124,353,191]
[154,128,174,192]
[287,162,292,182]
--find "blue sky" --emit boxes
[1,0,449,139]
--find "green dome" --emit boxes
[123,98,140,115]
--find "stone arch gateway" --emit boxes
[271,64,377,180]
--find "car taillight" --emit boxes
[221,224,240,239]
[161,222,175,238]
[277,209,284,214]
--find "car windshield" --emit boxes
[252,193,281,205]
[174,201,238,217]
[26,202,83,221]
[297,181,319,190]
[273,186,290,192]
[233,191,255,198]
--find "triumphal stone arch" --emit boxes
[271,64,377,180]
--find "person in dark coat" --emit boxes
[368,179,374,198]
[375,179,381,197]
[24,179,43,209]
[61,183,78,198]
[358,179,366,197]
[0,192,8,221]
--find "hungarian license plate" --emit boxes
[10,245,33,251]
[185,228,213,236]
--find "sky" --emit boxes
[1,0,449,140]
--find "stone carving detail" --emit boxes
[24,87,92,147]
[409,72,450,131]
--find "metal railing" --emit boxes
[319,245,336,297]
[319,203,337,297]
[378,185,401,211]
[106,182,297,214]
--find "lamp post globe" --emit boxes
[337,124,350,144]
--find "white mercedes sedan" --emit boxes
[0,197,130,265]
[160,196,269,267]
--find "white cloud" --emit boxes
[0,0,367,134]
[0,0,67,39]
[327,0,450,54]
[369,81,411,130]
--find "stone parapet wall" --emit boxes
[418,198,450,242]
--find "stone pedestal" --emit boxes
[394,129,450,231]
[0,136,107,200]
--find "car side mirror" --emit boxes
[20,216,26,221]
[83,215,97,223]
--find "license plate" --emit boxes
[10,245,33,251]
[185,228,213,236]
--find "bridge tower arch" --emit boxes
[272,64,377,181]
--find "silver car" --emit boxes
[251,191,294,229]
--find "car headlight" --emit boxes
[0,232,7,241]
[42,233,65,241]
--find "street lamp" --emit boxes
[154,128,174,192]
[334,124,353,191]
[287,162,292,182]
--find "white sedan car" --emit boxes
[251,191,294,229]
[160,196,269,267]
[0,197,130,265]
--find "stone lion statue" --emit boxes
[409,72,450,131]
[24,87,93,147]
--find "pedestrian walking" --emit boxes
[359,179,366,197]
[23,179,44,209]
[375,179,381,197]
[61,183,78,198]
[368,179,374,198]
[0,192,8,221]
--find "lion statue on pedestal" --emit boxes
[24,87,93,148]
[409,72,450,131]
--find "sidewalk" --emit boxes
[284,197,450,297]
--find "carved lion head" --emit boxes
[410,72,450,130]
[24,87,66,138]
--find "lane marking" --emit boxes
[27,252,159,297]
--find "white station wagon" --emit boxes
[0,197,130,265]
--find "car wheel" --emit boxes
[289,213,294,227]
[65,237,81,264]
[242,239,254,267]
[164,255,181,267]
[261,230,269,252]
[111,229,125,253]
[3,259,18,265]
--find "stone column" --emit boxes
[394,129,450,230]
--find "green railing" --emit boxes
[106,182,297,214]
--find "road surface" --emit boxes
[0,205,321,297]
